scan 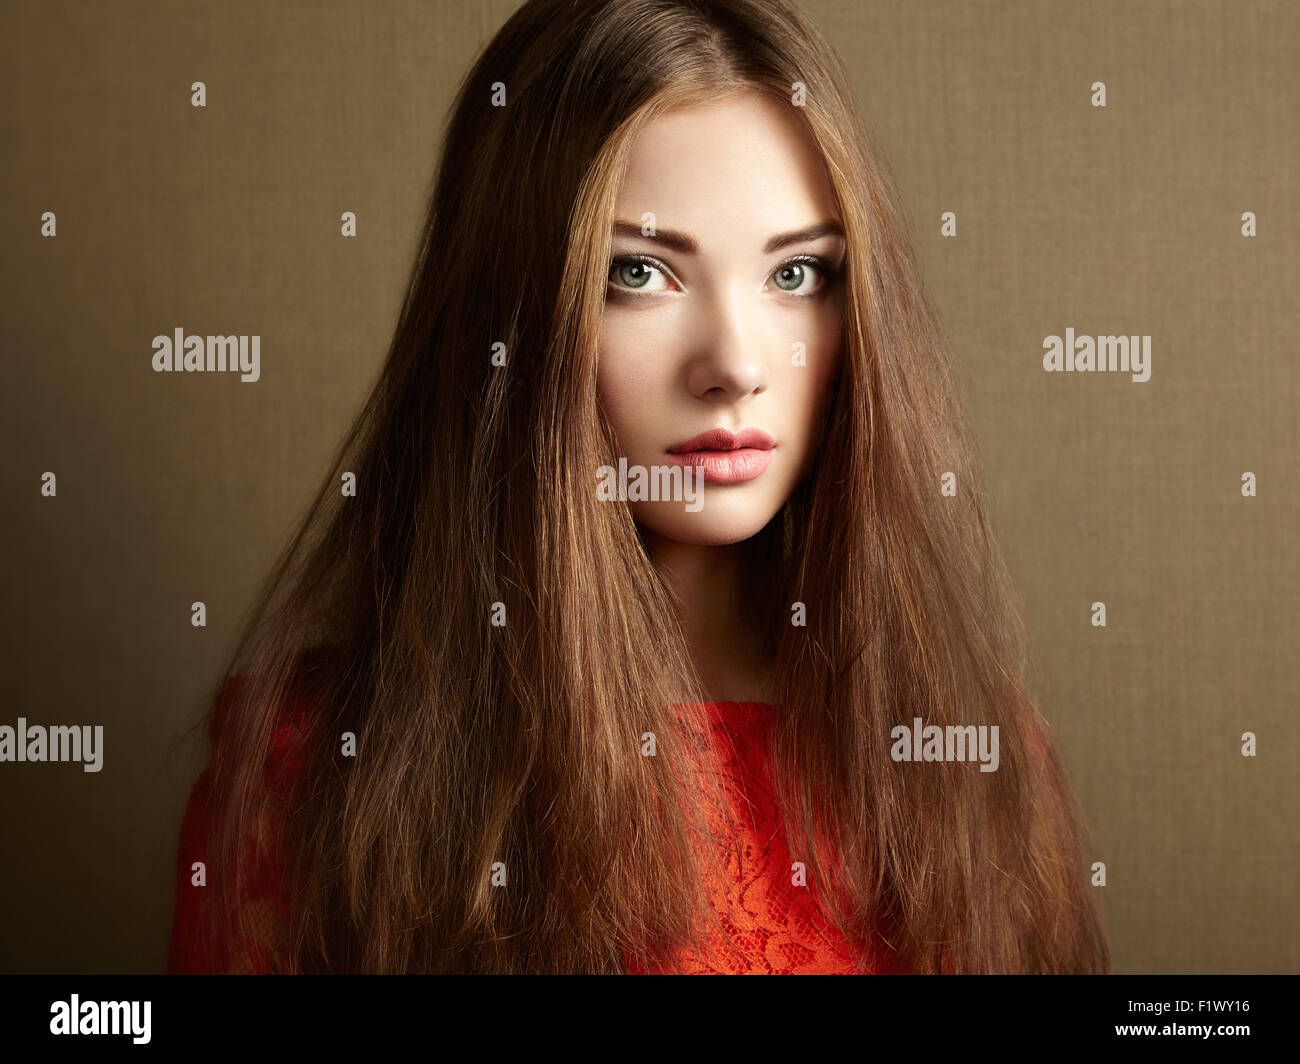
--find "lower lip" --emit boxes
[665,448,774,484]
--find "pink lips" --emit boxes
[665,427,776,484]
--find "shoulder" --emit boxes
[168,649,333,973]
[207,647,336,780]
[1022,710,1066,783]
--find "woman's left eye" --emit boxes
[770,257,832,296]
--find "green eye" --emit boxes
[616,262,653,288]
[606,254,836,297]
[773,263,806,291]
[608,256,670,292]
[772,258,831,294]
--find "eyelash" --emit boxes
[606,253,838,299]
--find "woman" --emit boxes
[168,0,1110,974]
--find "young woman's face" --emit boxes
[596,89,846,548]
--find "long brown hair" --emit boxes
[191,0,1109,973]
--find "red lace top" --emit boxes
[626,700,902,974]
[168,694,905,975]
[167,684,307,976]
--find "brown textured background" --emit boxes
[1,0,1295,974]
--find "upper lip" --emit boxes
[667,427,776,453]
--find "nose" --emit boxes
[682,285,770,402]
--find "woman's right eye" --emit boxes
[608,256,672,293]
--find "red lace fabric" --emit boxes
[627,701,904,975]
[167,682,307,975]
[168,692,905,974]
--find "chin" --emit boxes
[633,501,779,548]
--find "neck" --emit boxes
[641,529,774,704]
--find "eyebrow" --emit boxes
[611,219,845,255]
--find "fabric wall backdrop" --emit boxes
[0,0,1295,974]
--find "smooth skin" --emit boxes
[596,89,846,703]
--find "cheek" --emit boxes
[811,300,844,400]
[596,319,667,451]
[779,305,841,417]
[769,312,841,486]
[598,308,660,391]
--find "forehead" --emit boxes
[613,90,839,241]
